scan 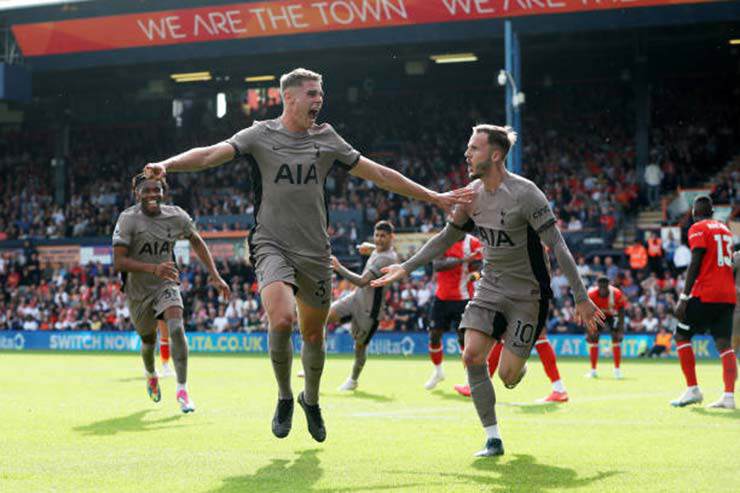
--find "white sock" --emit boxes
[145,370,157,378]
[724,392,734,399]
[552,380,565,393]
[177,383,187,393]
[434,364,444,375]
[484,425,501,440]
[688,385,699,392]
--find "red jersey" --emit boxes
[687,219,735,304]
[435,235,482,301]
[588,286,626,317]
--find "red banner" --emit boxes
[13,0,721,57]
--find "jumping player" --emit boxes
[585,276,627,379]
[113,174,230,413]
[329,221,399,391]
[672,196,737,409]
[373,124,603,456]
[144,68,473,441]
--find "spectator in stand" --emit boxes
[646,231,664,275]
[625,240,648,277]
[644,162,664,207]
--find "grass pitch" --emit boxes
[1,352,738,492]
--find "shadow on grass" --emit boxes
[430,389,469,402]
[74,410,184,436]
[115,376,145,383]
[390,454,619,492]
[500,402,565,415]
[691,407,740,420]
[212,449,428,492]
[337,390,395,403]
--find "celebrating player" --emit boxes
[373,124,603,456]
[143,68,473,441]
[329,221,399,391]
[113,174,230,413]
[424,234,482,390]
[671,196,737,409]
[584,276,627,379]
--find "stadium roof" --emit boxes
[0,0,92,12]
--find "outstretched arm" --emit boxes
[332,256,374,287]
[350,157,475,212]
[145,142,235,176]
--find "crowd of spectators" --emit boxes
[0,78,737,334]
[6,79,736,246]
[0,234,697,336]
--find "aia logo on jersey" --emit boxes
[477,226,514,248]
[274,163,319,185]
[138,241,172,256]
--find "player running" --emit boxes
[328,221,399,391]
[144,68,473,441]
[425,234,482,390]
[373,124,604,456]
[113,173,230,413]
[672,196,737,409]
[584,276,627,379]
[454,333,570,403]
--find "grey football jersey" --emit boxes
[355,248,399,319]
[465,174,556,302]
[112,204,196,301]
[228,119,361,258]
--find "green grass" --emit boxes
[1,352,738,492]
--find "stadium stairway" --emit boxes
[612,154,740,249]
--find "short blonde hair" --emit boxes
[473,124,517,157]
[280,68,322,98]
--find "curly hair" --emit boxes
[131,172,168,196]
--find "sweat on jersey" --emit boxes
[227,119,361,259]
[112,204,197,301]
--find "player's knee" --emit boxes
[715,338,731,353]
[302,330,324,345]
[498,367,519,386]
[612,334,624,343]
[675,333,691,343]
[269,311,295,332]
[462,347,485,367]
[587,334,599,344]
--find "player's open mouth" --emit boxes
[308,109,319,119]
[145,200,158,208]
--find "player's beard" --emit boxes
[468,161,490,180]
[141,198,161,216]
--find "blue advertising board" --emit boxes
[0,331,720,359]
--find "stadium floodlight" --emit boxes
[245,75,276,82]
[430,53,478,64]
[497,69,525,108]
[216,93,227,119]
[730,39,740,45]
[171,71,212,83]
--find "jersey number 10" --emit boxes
[713,234,733,267]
